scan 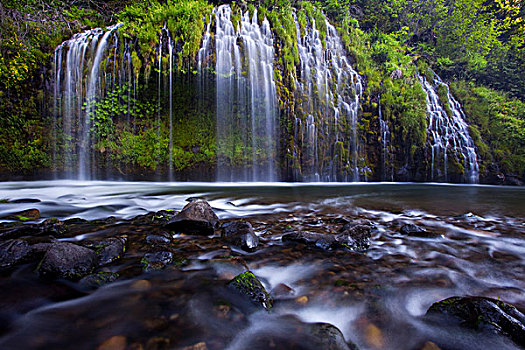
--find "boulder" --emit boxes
[4,208,40,221]
[222,221,259,251]
[165,200,219,235]
[228,271,273,311]
[426,296,525,346]
[309,322,359,350]
[38,242,98,280]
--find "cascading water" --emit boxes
[292,13,363,181]
[53,24,122,179]
[418,73,479,183]
[378,96,393,181]
[200,5,278,181]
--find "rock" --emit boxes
[426,296,525,346]
[400,224,439,238]
[0,224,43,240]
[41,218,66,235]
[146,234,171,245]
[165,200,219,235]
[4,208,40,221]
[309,322,358,350]
[221,221,259,251]
[228,271,273,311]
[180,342,208,350]
[0,239,32,270]
[38,242,98,280]
[336,224,371,251]
[282,231,337,250]
[141,251,173,271]
[295,296,309,305]
[79,271,119,290]
[87,237,127,265]
[421,341,441,350]
[272,283,295,298]
[97,335,127,350]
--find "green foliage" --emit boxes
[118,0,212,67]
[451,81,525,176]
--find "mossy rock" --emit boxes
[228,271,273,311]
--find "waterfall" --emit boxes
[53,24,121,179]
[202,5,278,181]
[292,13,363,181]
[378,96,393,181]
[418,73,479,183]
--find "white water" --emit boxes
[204,5,278,181]
[419,73,479,183]
[292,13,363,181]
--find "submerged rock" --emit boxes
[38,242,98,280]
[228,271,273,311]
[283,225,371,252]
[165,200,219,235]
[79,271,119,290]
[426,296,525,346]
[141,251,173,271]
[400,224,439,238]
[222,221,259,251]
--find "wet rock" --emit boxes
[336,224,371,251]
[228,271,273,311]
[282,231,337,250]
[146,234,171,245]
[0,239,32,270]
[9,198,41,204]
[165,200,219,235]
[85,237,127,266]
[97,335,127,350]
[142,251,173,271]
[272,283,295,298]
[41,218,66,235]
[400,224,439,238]
[38,242,98,280]
[4,208,40,221]
[0,224,43,240]
[79,271,119,290]
[309,322,358,350]
[222,221,259,251]
[180,342,208,350]
[426,296,525,346]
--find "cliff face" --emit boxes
[0,0,523,184]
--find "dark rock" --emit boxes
[400,224,440,238]
[336,224,371,251]
[165,200,219,235]
[282,231,337,250]
[4,208,40,221]
[309,322,358,350]
[141,251,173,271]
[9,198,41,204]
[87,237,127,266]
[0,239,32,270]
[222,221,259,251]
[426,296,525,346]
[272,283,295,298]
[504,174,524,186]
[41,218,66,235]
[146,234,171,245]
[38,242,98,280]
[0,224,43,240]
[228,271,273,311]
[79,271,119,290]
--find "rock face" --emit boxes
[228,271,273,311]
[427,296,525,346]
[165,200,219,235]
[222,221,259,251]
[38,242,98,280]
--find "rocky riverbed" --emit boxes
[1,192,524,350]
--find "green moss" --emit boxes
[228,271,273,311]
[437,84,453,118]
